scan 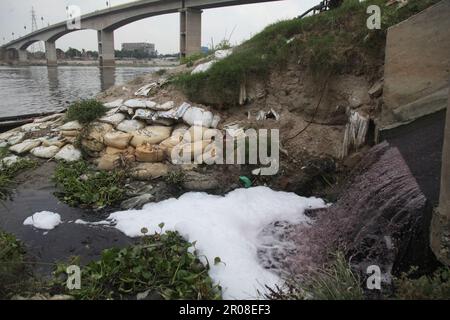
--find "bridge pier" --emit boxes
[18,49,28,63]
[98,30,115,67]
[180,8,202,58]
[45,41,57,67]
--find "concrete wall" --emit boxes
[381,0,450,128]
[431,86,450,265]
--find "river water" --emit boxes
[0,65,161,117]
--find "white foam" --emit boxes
[23,211,62,230]
[103,187,326,299]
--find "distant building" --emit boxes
[121,42,157,56]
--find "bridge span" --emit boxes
[0,0,282,67]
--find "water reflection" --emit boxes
[0,65,160,117]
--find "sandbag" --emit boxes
[9,139,42,155]
[55,145,82,162]
[135,144,165,163]
[182,107,214,128]
[59,121,82,131]
[103,131,133,149]
[31,145,60,159]
[130,126,172,147]
[103,99,124,108]
[182,126,222,143]
[170,140,211,163]
[99,113,126,126]
[117,120,145,133]
[97,154,121,171]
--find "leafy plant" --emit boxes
[54,230,221,300]
[53,160,126,208]
[394,267,450,300]
[65,99,107,125]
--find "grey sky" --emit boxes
[0,0,318,54]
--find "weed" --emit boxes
[0,231,29,299]
[394,267,450,300]
[53,160,126,208]
[65,100,107,125]
[181,52,208,67]
[0,157,38,200]
[164,170,186,185]
[268,252,364,300]
[174,0,441,106]
[54,230,221,300]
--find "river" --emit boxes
[0,65,162,117]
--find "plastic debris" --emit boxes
[239,176,253,188]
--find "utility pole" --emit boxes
[30,6,44,53]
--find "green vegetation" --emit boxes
[394,267,450,300]
[180,52,208,67]
[270,252,364,300]
[174,0,441,106]
[53,160,126,208]
[164,170,186,185]
[65,99,107,124]
[54,230,221,300]
[0,152,37,200]
[0,231,29,299]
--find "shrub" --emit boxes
[65,100,107,124]
[53,160,126,208]
[394,267,450,300]
[54,230,221,300]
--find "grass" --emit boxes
[65,99,108,125]
[174,0,441,107]
[394,267,450,300]
[180,52,208,67]
[54,230,221,300]
[268,252,364,300]
[53,160,126,208]
[0,231,30,299]
[0,152,37,200]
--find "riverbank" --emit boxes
[0,59,179,68]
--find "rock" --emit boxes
[136,144,165,162]
[129,163,169,180]
[182,106,215,128]
[103,99,124,108]
[117,120,146,133]
[97,154,121,171]
[182,171,220,191]
[121,194,154,210]
[99,113,126,126]
[9,139,41,155]
[130,126,172,147]
[31,145,60,159]
[59,121,82,131]
[104,131,133,149]
[54,144,82,162]
[368,80,384,99]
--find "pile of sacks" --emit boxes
[0,97,226,181]
[78,98,223,176]
[0,113,82,162]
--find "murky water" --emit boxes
[0,65,161,117]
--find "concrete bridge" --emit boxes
[0,0,281,67]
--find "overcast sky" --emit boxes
[0,0,318,54]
